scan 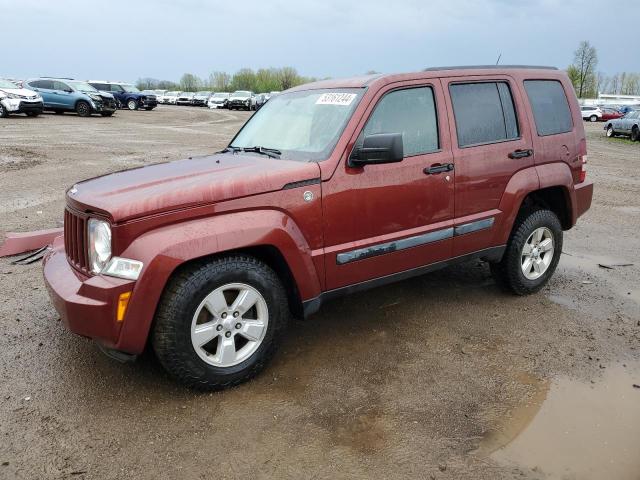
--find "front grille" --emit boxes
[64,208,89,273]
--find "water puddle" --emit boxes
[480,363,640,479]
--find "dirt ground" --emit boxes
[0,108,639,480]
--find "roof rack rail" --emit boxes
[423,65,558,71]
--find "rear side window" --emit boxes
[524,80,573,136]
[361,86,439,156]
[450,82,519,147]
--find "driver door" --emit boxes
[322,81,455,290]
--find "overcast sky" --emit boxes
[2,0,638,82]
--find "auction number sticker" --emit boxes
[316,93,357,106]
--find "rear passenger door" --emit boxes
[31,80,57,107]
[442,76,535,257]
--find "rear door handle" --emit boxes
[424,163,454,175]
[508,149,533,159]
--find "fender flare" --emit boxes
[114,209,322,354]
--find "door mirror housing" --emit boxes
[349,133,404,167]
[64,89,73,93]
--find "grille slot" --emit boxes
[64,209,89,272]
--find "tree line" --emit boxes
[136,67,317,93]
[568,41,640,98]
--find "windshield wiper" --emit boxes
[220,146,241,154]
[238,146,282,159]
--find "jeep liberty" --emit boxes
[43,66,594,390]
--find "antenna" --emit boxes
[496,53,502,65]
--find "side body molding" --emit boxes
[114,210,322,354]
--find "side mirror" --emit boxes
[64,89,73,93]
[349,133,404,167]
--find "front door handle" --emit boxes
[508,149,533,159]
[424,163,454,175]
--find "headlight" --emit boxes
[7,92,20,99]
[89,94,102,101]
[88,218,112,274]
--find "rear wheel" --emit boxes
[75,101,91,117]
[127,99,138,111]
[606,125,614,137]
[152,255,289,390]
[631,126,639,142]
[590,115,598,122]
[490,209,563,295]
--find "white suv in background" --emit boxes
[0,78,44,118]
[163,91,181,104]
[580,105,602,122]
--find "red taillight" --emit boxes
[579,155,587,183]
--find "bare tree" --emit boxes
[277,67,298,90]
[179,73,202,92]
[209,71,231,92]
[571,41,598,98]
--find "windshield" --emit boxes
[196,91,210,95]
[233,91,251,96]
[121,84,140,93]
[68,81,98,93]
[0,79,18,89]
[230,88,364,162]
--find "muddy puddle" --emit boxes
[479,363,640,479]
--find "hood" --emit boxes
[0,88,39,98]
[97,91,115,99]
[230,94,251,100]
[67,153,320,223]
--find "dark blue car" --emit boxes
[88,81,157,111]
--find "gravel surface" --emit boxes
[0,109,638,479]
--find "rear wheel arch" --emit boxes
[519,186,572,230]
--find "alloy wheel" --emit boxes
[191,283,269,367]
[521,227,554,280]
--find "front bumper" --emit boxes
[43,237,136,351]
[2,98,44,113]
[228,100,251,108]
[142,99,157,108]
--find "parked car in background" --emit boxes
[163,91,181,104]
[42,66,593,390]
[176,92,195,105]
[207,92,230,109]
[580,105,602,122]
[254,93,267,110]
[264,91,280,102]
[604,110,640,141]
[25,78,117,117]
[191,91,212,106]
[154,90,168,103]
[600,107,624,122]
[88,81,157,111]
[0,78,44,118]
[228,90,254,110]
[618,105,637,115]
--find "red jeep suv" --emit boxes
[43,66,593,390]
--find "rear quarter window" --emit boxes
[524,80,573,136]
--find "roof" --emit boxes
[288,65,560,92]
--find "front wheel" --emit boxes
[590,115,598,122]
[152,255,289,390]
[127,99,138,110]
[631,126,639,142]
[75,101,91,117]
[0,103,8,118]
[490,209,563,295]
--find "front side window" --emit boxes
[53,81,69,91]
[230,88,364,162]
[122,84,140,93]
[359,86,439,156]
[450,81,520,147]
[67,81,97,93]
[524,80,573,136]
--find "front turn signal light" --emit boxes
[117,292,132,322]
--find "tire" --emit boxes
[490,209,563,295]
[631,126,639,142]
[100,112,114,117]
[590,115,598,122]
[152,255,289,391]
[0,103,8,118]
[75,101,91,117]
[606,125,614,137]
[127,99,138,111]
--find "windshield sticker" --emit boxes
[316,93,357,106]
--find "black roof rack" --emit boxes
[423,65,558,72]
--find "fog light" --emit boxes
[117,292,131,322]
[103,257,143,280]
